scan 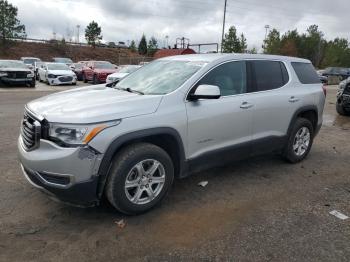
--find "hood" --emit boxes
[48,70,74,75]
[27,85,163,123]
[94,68,117,74]
[0,68,31,72]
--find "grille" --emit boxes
[7,71,29,79]
[58,76,73,82]
[21,110,41,151]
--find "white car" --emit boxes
[38,63,77,85]
[106,65,141,84]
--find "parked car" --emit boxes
[20,57,42,70]
[70,63,84,81]
[38,62,77,85]
[34,61,44,80]
[52,57,73,66]
[321,67,350,81]
[317,70,328,84]
[0,60,35,87]
[336,77,350,116]
[82,61,117,84]
[116,41,128,48]
[106,65,141,84]
[17,54,325,214]
[108,42,117,48]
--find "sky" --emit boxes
[9,0,350,52]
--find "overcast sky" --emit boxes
[10,0,350,52]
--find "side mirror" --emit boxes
[188,84,221,101]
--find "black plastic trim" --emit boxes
[96,127,187,198]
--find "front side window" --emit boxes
[196,61,247,96]
[252,61,288,92]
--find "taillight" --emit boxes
[322,85,327,96]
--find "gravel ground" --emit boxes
[0,85,349,262]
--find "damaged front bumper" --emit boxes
[18,137,103,206]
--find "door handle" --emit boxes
[240,102,254,109]
[289,96,300,103]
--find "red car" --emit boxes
[82,61,117,84]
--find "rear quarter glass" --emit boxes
[291,62,321,84]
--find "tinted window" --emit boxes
[253,61,288,91]
[197,61,247,96]
[291,62,320,84]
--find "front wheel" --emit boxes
[283,118,314,163]
[93,75,100,85]
[83,73,88,83]
[106,143,174,215]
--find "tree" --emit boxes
[263,29,281,54]
[0,0,26,46]
[222,26,246,53]
[147,36,158,56]
[129,40,137,52]
[300,25,325,67]
[239,33,247,53]
[280,30,300,57]
[138,34,147,55]
[85,21,102,48]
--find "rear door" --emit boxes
[246,60,298,154]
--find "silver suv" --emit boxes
[18,54,326,214]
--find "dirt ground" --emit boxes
[0,84,349,262]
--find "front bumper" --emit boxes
[18,137,103,206]
[47,76,77,85]
[1,77,34,84]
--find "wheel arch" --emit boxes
[287,106,319,139]
[96,127,187,199]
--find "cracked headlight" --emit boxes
[48,120,121,146]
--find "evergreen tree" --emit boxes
[129,40,137,52]
[85,21,102,48]
[222,26,241,53]
[263,28,281,54]
[138,34,148,55]
[147,36,158,56]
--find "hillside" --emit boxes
[1,41,151,65]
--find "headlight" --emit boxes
[27,73,34,77]
[48,74,55,78]
[48,120,121,146]
[0,71,8,77]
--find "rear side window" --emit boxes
[252,61,289,92]
[291,62,320,84]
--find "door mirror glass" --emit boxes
[189,84,221,101]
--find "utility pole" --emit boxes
[221,0,227,53]
[76,25,80,43]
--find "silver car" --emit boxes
[18,54,326,214]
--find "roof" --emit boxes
[154,48,196,59]
[160,53,311,63]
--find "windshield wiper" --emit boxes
[114,86,144,95]
[126,88,144,95]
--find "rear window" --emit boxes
[252,61,289,91]
[291,62,320,84]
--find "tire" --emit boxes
[283,118,314,163]
[72,82,77,86]
[83,73,88,83]
[38,74,42,82]
[93,75,99,85]
[106,143,174,215]
[336,100,350,116]
[29,79,35,88]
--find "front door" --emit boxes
[185,61,254,170]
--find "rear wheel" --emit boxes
[83,73,88,83]
[106,143,174,215]
[29,79,35,88]
[93,75,100,85]
[336,99,350,116]
[283,118,314,163]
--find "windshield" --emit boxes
[119,66,140,73]
[47,63,70,70]
[54,58,73,64]
[115,60,206,95]
[23,58,40,65]
[95,62,114,69]
[73,63,83,69]
[0,61,28,69]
